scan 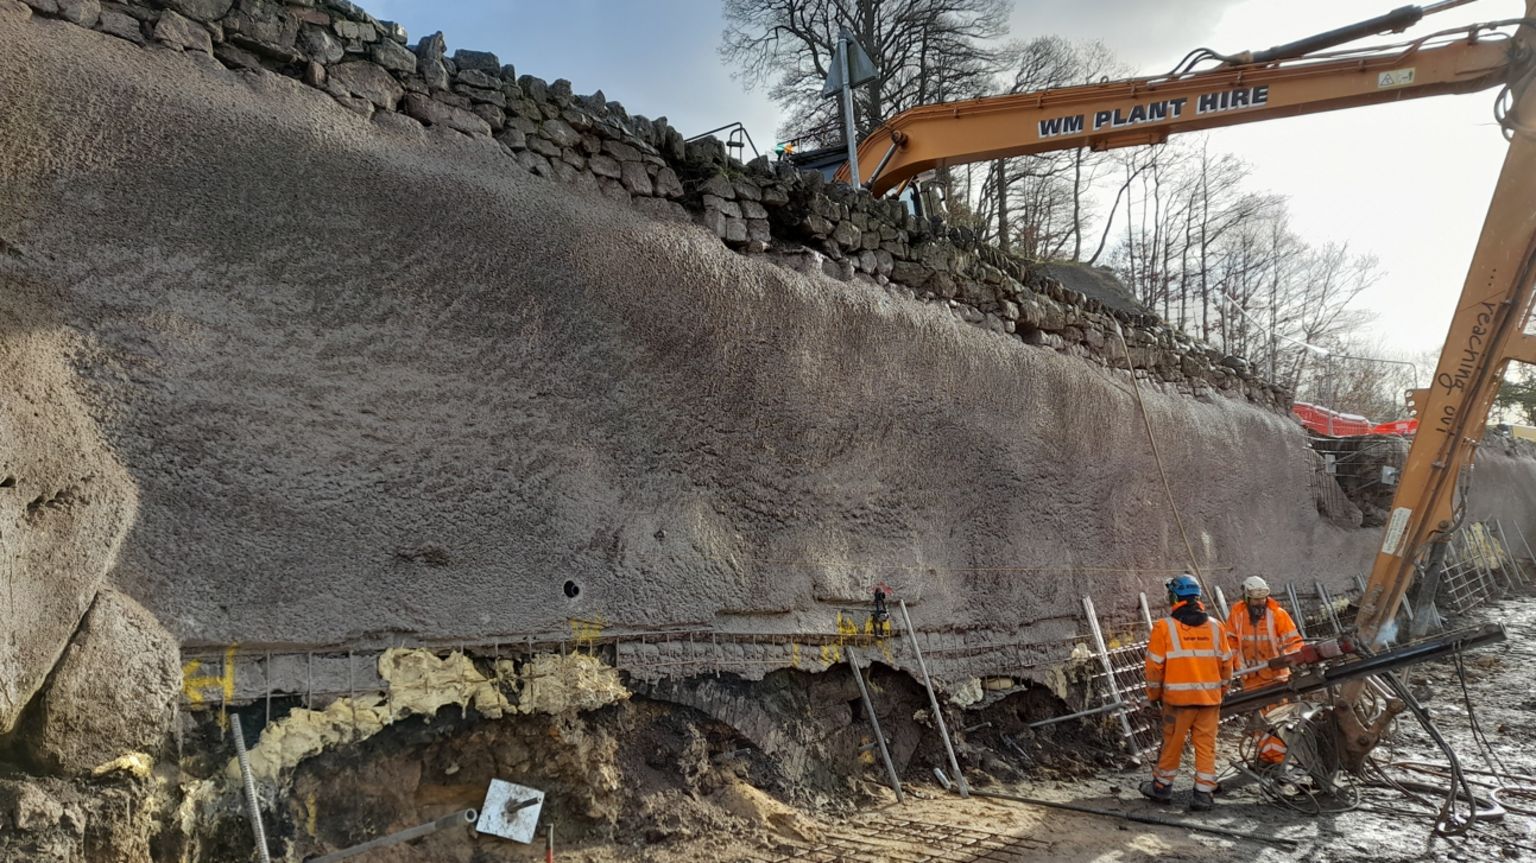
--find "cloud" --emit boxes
[1007,0,1243,72]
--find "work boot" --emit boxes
[1189,790,1215,811]
[1139,780,1172,804]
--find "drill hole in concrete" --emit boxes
[563,580,580,599]
[0,476,13,488]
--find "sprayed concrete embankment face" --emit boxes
[0,2,1383,697]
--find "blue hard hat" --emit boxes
[1167,574,1201,599]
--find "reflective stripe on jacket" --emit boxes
[1227,597,1303,686]
[1144,603,1234,707]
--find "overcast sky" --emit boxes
[364,0,1523,365]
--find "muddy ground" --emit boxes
[679,592,1536,863]
[9,594,1535,863]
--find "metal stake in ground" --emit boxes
[308,809,478,863]
[847,647,904,803]
[229,718,272,863]
[1286,582,1310,638]
[897,600,968,797]
[1081,595,1138,755]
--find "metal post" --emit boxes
[898,600,968,797]
[309,809,478,863]
[1138,592,1154,634]
[1026,699,1127,729]
[1512,520,1536,582]
[839,33,862,190]
[1081,596,1138,753]
[230,719,272,863]
[1316,581,1344,636]
[1212,586,1230,621]
[1495,520,1530,587]
[1286,582,1309,638]
[847,648,903,802]
[1471,532,1499,599]
[1482,522,1518,591]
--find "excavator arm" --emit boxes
[1354,22,1536,649]
[839,26,1519,196]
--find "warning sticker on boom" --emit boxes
[1377,68,1416,89]
[1382,506,1412,556]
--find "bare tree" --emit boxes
[721,0,1011,146]
[966,37,1133,256]
[1296,336,1417,420]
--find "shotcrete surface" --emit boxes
[0,5,1376,664]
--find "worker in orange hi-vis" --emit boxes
[1227,576,1304,765]
[1141,573,1234,811]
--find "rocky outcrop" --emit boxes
[19,590,179,775]
[0,321,137,736]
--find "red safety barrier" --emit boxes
[1293,402,1416,437]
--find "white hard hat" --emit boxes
[1242,576,1270,600]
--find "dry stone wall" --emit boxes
[14,0,1290,410]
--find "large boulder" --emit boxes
[0,320,137,736]
[21,589,179,774]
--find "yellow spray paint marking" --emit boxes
[819,643,843,667]
[182,644,238,728]
[569,616,605,652]
[304,792,318,838]
[790,642,801,669]
[835,612,860,639]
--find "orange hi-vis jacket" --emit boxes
[1144,602,1234,707]
[1227,597,1304,687]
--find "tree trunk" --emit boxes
[995,160,1009,252]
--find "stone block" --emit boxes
[653,167,683,199]
[403,92,491,136]
[701,173,735,200]
[96,8,142,42]
[587,154,621,179]
[298,24,343,64]
[540,118,580,149]
[455,68,498,90]
[332,18,376,42]
[724,217,748,244]
[161,0,227,21]
[377,19,406,43]
[57,0,99,27]
[413,31,448,90]
[495,127,527,150]
[370,38,415,73]
[619,161,652,196]
[471,103,505,131]
[453,84,504,107]
[526,135,561,158]
[22,590,179,775]
[451,48,499,72]
[327,60,402,111]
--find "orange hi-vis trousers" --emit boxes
[1153,704,1220,792]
